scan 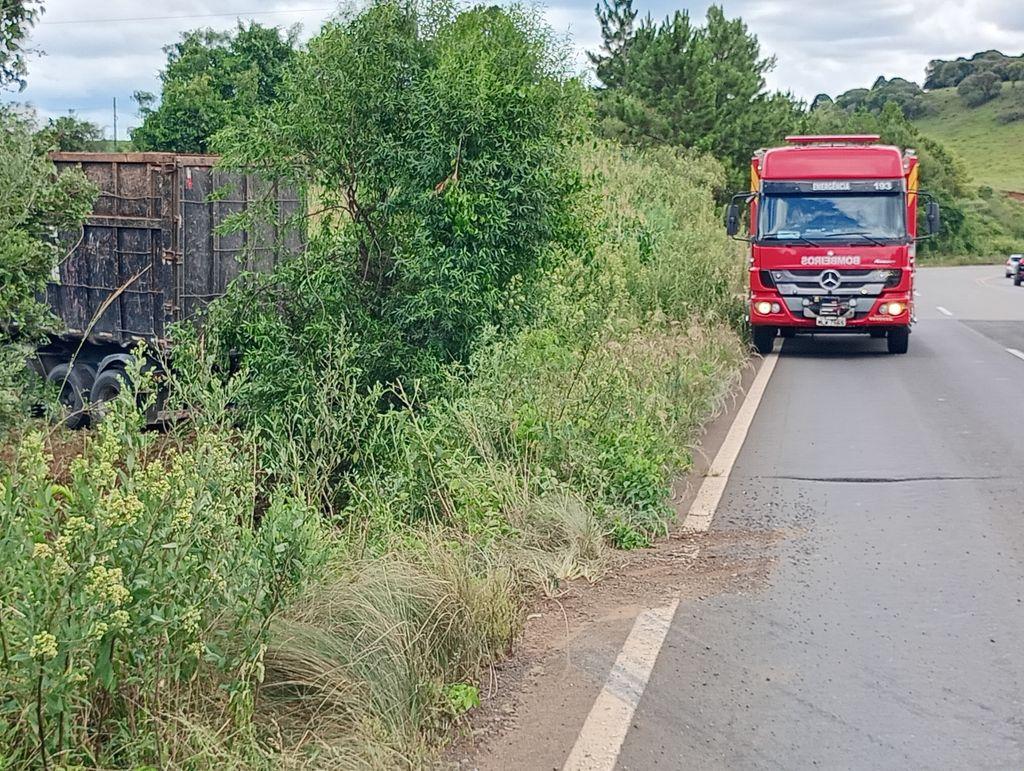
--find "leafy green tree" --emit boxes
[36,113,103,150]
[131,22,297,153]
[1,109,97,424]
[212,0,588,387]
[957,70,1002,107]
[0,0,41,90]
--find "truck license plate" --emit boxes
[816,317,847,327]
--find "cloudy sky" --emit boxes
[5,0,1023,138]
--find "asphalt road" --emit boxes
[615,265,1024,769]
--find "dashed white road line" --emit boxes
[1007,348,1024,362]
[683,352,779,532]
[563,353,779,770]
[562,602,679,771]
[936,306,954,317]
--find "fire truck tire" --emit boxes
[869,329,886,338]
[752,326,776,355]
[887,327,910,354]
[779,327,796,338]
[46,363,91,430]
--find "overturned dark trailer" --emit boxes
[39,152,302,427]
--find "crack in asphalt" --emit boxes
[765,474,1004,484]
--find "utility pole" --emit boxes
[113,97,118,147]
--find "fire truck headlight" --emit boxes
[755,301,773,314]
[770,302,781,313]
[888,302,904,316]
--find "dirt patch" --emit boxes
[443,524,790,769]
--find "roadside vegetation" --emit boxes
[1,1,743,766]
[4,0,1017,764]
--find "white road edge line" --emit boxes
[562,601,679,771]
[1007,348,1024,362]
[682,352,779,533]
[936,306,954,317]
[562,353,779,771]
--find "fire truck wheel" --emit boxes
[887,327,910,354]
[752,326,776,355]
[869,329,886,338]
[46,363,91,430]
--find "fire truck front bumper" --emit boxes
[749,292,912,330]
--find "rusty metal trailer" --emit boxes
[38,152,302,426]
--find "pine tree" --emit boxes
[588,0,637,89]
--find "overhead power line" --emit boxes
[39,7,334,26]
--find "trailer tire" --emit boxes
[869,329,886,339]
[887,327,910,354]
[89,368,127,422]
[752,326,776,355]
[46,364,91,430]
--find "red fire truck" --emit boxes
[726,135,940,355]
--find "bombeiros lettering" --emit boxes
[800,255,862,266]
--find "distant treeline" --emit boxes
[812,77,930,118]
[814,51,1024,122]
[925,51,1024,90]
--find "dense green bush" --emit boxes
[345,142,743,552]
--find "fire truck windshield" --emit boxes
[759,192,906,243]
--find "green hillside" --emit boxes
[914,87,1024,193]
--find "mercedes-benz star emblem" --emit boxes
[819,270,842,290]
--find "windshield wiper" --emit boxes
[823,231,888,247]
[761,234,822,247]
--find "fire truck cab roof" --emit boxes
[758,135,906,180]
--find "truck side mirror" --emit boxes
[926,201,941,235]
[725,204,741,237]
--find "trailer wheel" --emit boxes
[89,368,127,422]
[887,327,910,354]
[46,364,91,430]
[752,326,776,355]
[869,329,886,339]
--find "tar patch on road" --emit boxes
[766,474,1003,483]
